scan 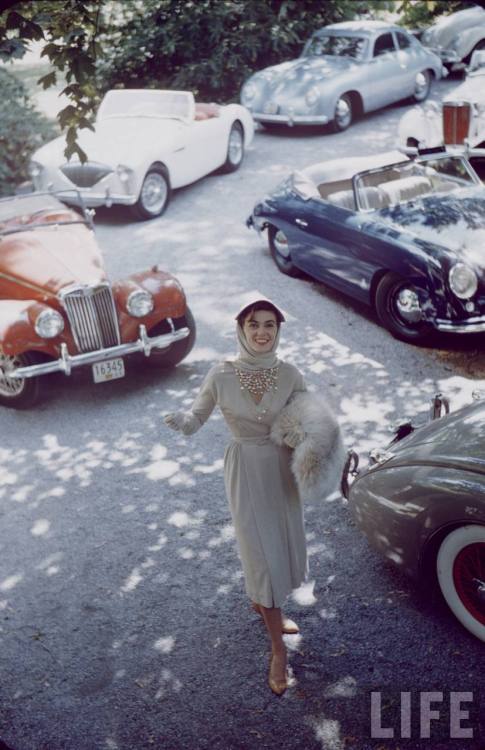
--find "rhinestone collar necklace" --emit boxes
[234,365,279,397]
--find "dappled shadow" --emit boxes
[1,71,484,750]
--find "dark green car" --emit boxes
[344,394,485,641]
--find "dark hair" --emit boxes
[236,301,284,328]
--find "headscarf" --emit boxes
[232,299,285,372]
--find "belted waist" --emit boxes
[230,435,272,446]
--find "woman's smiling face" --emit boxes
[242,309,278,353]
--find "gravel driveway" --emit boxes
[0,76,484,750]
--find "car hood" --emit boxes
[375,188,485,269]
[0,224,105,298]
[34,118,187,167]
[445,71,485,104]
[253,55,355,90]
[423,7,485,48]
[383,401,485,475]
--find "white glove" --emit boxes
[164,411,188,432]
[283,424,305,449]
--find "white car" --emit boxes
[419,5,485,72]
[398,51,485,158]
[30,90,254,220]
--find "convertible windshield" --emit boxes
[303,34,367,59]
[354,156,480,210]
[0,193,86,235]
[98,90,193,121]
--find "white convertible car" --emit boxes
[399,51,485,155]
[30,90,254,220]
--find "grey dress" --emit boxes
[182,360,308,608]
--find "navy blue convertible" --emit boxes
[247,151,485,343]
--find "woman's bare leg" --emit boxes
[259,604,288,694]
[251,601,299,634]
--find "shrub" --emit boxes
[97,0,368,102]
[0,67,57,197]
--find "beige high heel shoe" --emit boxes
[268,653,288,696]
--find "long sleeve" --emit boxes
[180,367,218,435]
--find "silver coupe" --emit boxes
[241,20,444,131]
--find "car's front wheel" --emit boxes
[268,226,301,277]
[332,94,353,132]
[436,525,485,642]
[0,351,44,409]
[375,272,432,343]
[131,166,171,221]
[412,70,431,103]
[145,307,196,368]
[220,122,245,173]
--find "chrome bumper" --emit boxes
[57,189,136,208]
[253,112,329,126]
[435,315,485,333]
[430,48,464,69]
[9,324,189,379]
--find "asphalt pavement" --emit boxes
[1,75,484,750]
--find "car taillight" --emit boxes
[442,101,471,146]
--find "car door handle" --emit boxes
[295,218,308,227]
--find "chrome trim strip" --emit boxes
[252,112,329,125]
[57,191,136,207]
[9,324,189,379]
[435,316,485,333]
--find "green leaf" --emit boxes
[64,141,87,164]
[5,11,25,31]
[37,71,57,89]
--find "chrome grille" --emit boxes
[60,162,113,188]
[60,283,121,353]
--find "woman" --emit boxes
[164,299,308,695]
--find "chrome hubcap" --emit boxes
[335,97,351,128]
[274,230,290,259]
[228,128,243,164]
[0,354,25,397]
[395,288,422,323]
[414,72,429,98]
[140,173,168,214]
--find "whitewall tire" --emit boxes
[436,525,485,641]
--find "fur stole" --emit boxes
[270,391,346,504]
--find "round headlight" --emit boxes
[305,86,319,106]
[127,289,154,317]
[241,82,256,103]
[449,263,478,299]
[35,309,64,339]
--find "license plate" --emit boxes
[92,358,125,383]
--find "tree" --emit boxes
[0,67,56,196]
[97,0,370,102]
[0,0,102,161]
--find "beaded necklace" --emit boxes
[234,365,279,397]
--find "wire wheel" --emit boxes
[131,167,170,220]
[0,351,43,409]
[220,122,244,173]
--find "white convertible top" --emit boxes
[301,150,408,188]
[97,89,196,123]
